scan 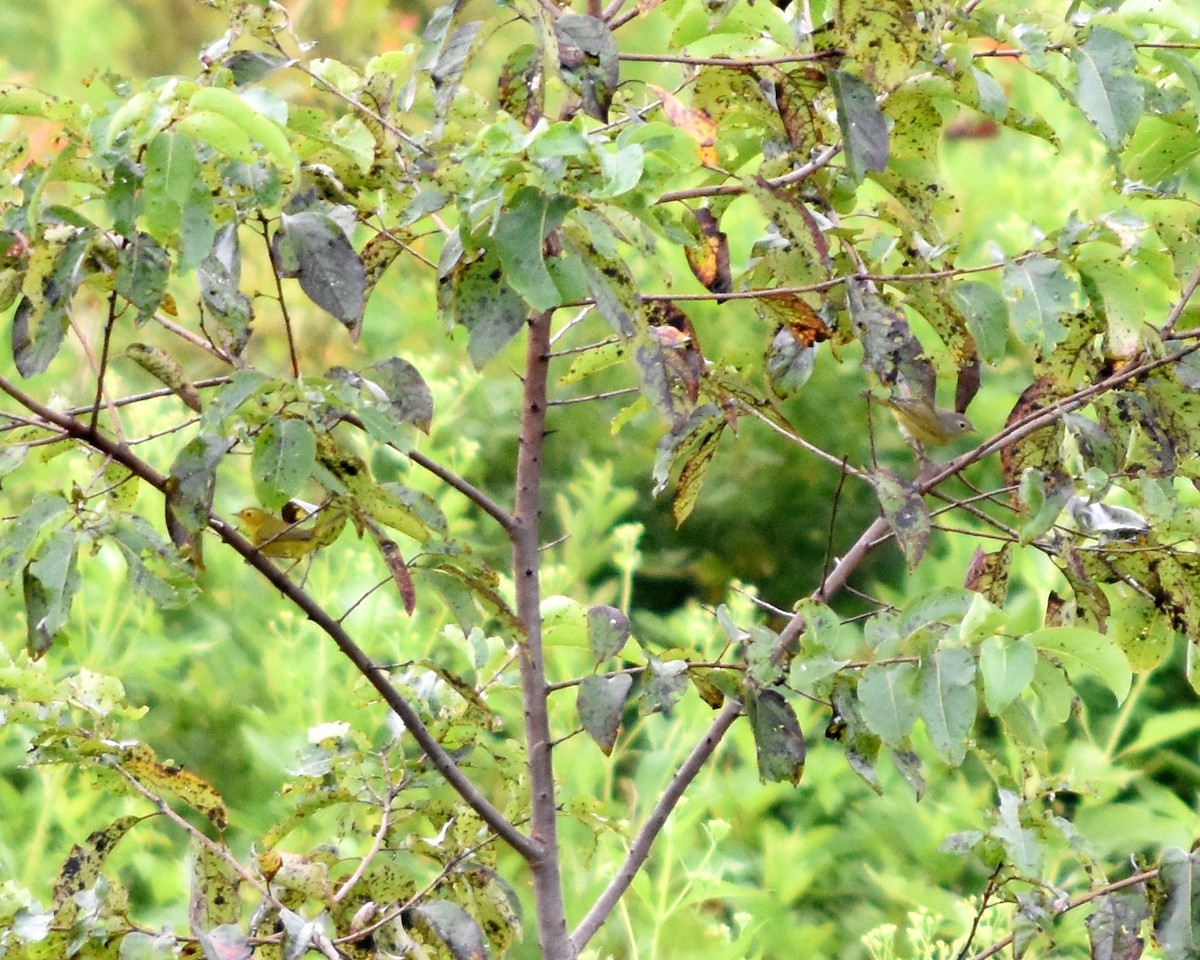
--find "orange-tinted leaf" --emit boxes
[755,292,831,347]
[648,84,718,167]
[683,207,731,294]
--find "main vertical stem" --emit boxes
[513,310,572,959]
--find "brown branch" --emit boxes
[963,869,1156,960]
[619,51,836,67]
[570,698,743,952]
[0,373,536,862]
[511,309,572,956]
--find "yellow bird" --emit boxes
[235,507,319,560]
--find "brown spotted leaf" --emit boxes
[117,742,229,831]
[964,544,1011,606]
[190,839,242,934]
[683,207,731,294]
[125,342,203,413]
[54,815,142,908]
[498,43,544,129]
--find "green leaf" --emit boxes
[23,526,79,657]
[836,0,920,92]
[747,687,806,785]
[830,70,888,183]
[108,516,197,609]
[174,110,257,164]
[871,470,930,570]
[587,604,631,663]
[541,595,588,648]
[858,662,917,745]
[252,419,316,511]
[641,658,688,715]
[1026,626,1132,703]
[363,357,434,434]
[12,230,90,377]
[1031,656,1073,726]
[917,646,976,767]
[992,789,1041,876]
[1002,255,1078,352]
[765,325,817,398]
[554,15,619,122]
[424,13,483,129]
[577,673,633,755]
[0,493,71,582]
[185,85,296,178]
[224,50,293,86]
[165,433,230,565]
[274,211,366,331]
[1016,467,1071,544]
[445,244,528,368]
[494,187,572,311]
[199,225,252,356]
[142,133,199,241]
[1087,890,1150,960]
[1156,848,1200,960]
[979,636,1037,715]
[953,281,1009,366]
[408,900,488,960]
[1074,27,1143,150]
[115,232,170,323]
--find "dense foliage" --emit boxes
[2,0,1200,958]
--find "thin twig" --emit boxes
[258,211,301,379]
[619,51,836,67]
[570,698,743,951]
[90,291,119,435]
[110,762,274,900]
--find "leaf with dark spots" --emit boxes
[871,469,930,570]
[117,742,229,831]
[683,207,731,294]
[53,816,142,908]
[12,230,90,377]
[199,224,252,356]
[442,245,528,368]
[499,43,544,129]
[646,300,705,403]
[115,231,170,323]
[273,210,366,334]
[748,687,806,785]
[555,14,619,121]
[830,69,889,182]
